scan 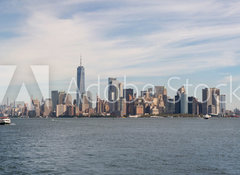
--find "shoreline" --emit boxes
[8,115,240,119]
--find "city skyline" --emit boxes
[0,61,237,110]
[0,60,229,118]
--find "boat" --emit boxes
[0,117,11,125]
[151,116,164,118]
[129,115,139,118]
[203,114,211,119]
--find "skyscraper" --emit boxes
[65,94,72,105]
[155,86,168,111]
[108,78,123,113]
[166,97,175,114]
[188,97,199,115]
[96,96,104,114]
[175,86,188,114]
[81,94,90,113]
[124,88,134,115]
[202,88,220,115]
[58,91,66,105]
[180,93,188,114]
[42,98,52,117]
[76,57,85,107]
[154,86,167,97]
[118,97,127,117]
[220,94,226,114]
[51,90,58,112]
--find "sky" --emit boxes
[0,0,240,109]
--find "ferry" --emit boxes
[203,114,211,119]
[0,117,11,125]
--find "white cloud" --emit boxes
[0,0,240,87]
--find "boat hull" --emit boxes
[0,117,11,125]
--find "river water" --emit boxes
[0,118,240,175]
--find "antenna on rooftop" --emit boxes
[80,54,82,66]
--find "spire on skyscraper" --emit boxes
[80,55,82,66]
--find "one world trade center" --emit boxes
[77,57,85,106]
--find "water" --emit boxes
[1,118,240,175]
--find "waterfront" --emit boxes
[1,118,240,175]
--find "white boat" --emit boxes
[203,114,211,119]
[151,116,164,118]
[0,117,11,125]
[129,115,139,118]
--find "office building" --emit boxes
[188,97,199,115]
[180,93,188,114]
[42,98,52,117]
[56,104,67,117]
[154,86,167,97]
[81,94,90,113]
[76,58,85,107]
[32,99,40,117]
[65,94,72,105]
[202,88,220,115]
[220,95,226,114]
[96,96,105,114]
[118,97,127,117]
[175,86,188,114]
[135,98,144,116]
[166,97,175,114]
[124,88,135,115]
[108,78,123,113]
[51,90,58,112]
[66,105,74,116]
[58,91,66,105]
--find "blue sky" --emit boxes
[0,0,240,109]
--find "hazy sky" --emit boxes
[0,0,240,109]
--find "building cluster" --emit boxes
[95,80,227,117]
[0,61,229,118]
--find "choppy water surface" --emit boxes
[1,118,240,175]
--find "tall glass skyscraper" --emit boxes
[202,88,220,115]
[180,93,188,114]
[220,95,226,114]
[51,90,58,112]
[76,60,85,106]
[175,86,188,114]
[108,78,123,113]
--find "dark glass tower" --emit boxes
[77,58,85,106]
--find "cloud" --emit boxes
[219,75,240,84]
[0,0,240,86]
